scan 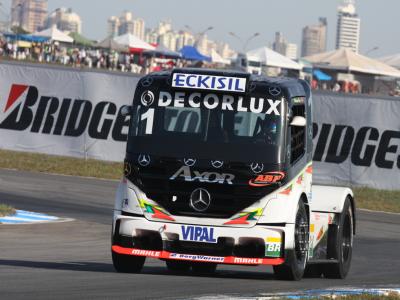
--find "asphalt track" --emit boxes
[0,169,399,299]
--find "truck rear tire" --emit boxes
[166,260,191,273]
[323,197,353,279]
[112,251,145,273]
[273,200,309,281]
[191,262,217,275]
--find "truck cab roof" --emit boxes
[139,68,309,101]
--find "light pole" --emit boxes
[185,25,214,47]
[229,32,260,52]
[365,46,379,56]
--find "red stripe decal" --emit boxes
[152,207,175,221]
[112,245,285,266]
[280,185,292,195]
[296,175,303,184]
[223,214,250,225]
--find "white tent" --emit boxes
[97,36,129,52]
[377,54,400,70]
[114,33,155,50]
[34,25,73,43]
[304,48,400,78]
[211,49,230,65]
[247,47,301,70]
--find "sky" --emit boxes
[1,0,399,57]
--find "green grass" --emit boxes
[0,149,122,180]
[0,204,16,217]
[353,187,400,213]
[0,149,399,213]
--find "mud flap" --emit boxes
[327,223,339,259]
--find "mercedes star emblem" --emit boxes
[141,77,153,87]
[184,158,196,167]
[211,160,224,169]
[138,154,151,167]
[190,188,211,212]
[269,86,281,96]
[250,162,264,174]
[140,90,154,107]
[249,82,257,92]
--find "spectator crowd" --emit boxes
[0,37,182,74]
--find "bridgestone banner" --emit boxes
[312,92,400,190]
[0,62,399,189]
[0,62,139,162]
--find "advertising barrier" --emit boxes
[0,62,399,189]
[0,61,139,162]
[312,91,400,190]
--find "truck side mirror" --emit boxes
[290,116,306,127]
[121,105,132,117]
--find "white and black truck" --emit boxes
[112,69,355,280]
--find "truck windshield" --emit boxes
[127,95,286,164]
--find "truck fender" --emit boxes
[114,180,126,212]
[259,187,305,225]
[311,185,353,214]
[114,179,143,215]
[312,185,355,234]
[258,186,308,250]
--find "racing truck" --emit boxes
[111,69,355,280]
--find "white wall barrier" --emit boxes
[313,91,400,190]
[0,62,399,189]
[0,61,140,162]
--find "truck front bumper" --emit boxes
[112,213,294,266]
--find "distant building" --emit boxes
[285,43,298,60]
[272,32,286,55]
[46,8,82,34]
[0,21,8,32]
[301,17,327,57]
[11,0,48,33]
[273,32,298,59]
[195,38,235,58]
[144,21,225,55]
[108,11,146,38]
[145,21,188,52]
[145,29,159,45]
[196,34,210,55]
[217,42,236,59]
[156,20,172,36]
[107,16,120,37]
[117,11,134,35]
[133,18,145,41]
[175,31,195,50]
[336,0,360,53]
[159,31,178,51]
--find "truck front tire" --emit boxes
[273,200,309,281]
[323,197,353,279]
[112,251,145,273]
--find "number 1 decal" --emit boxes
[141,108,154,134]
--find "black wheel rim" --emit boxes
[295,214,308,262]
[342,213,352,262]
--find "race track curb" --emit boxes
[0,210,73,224]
